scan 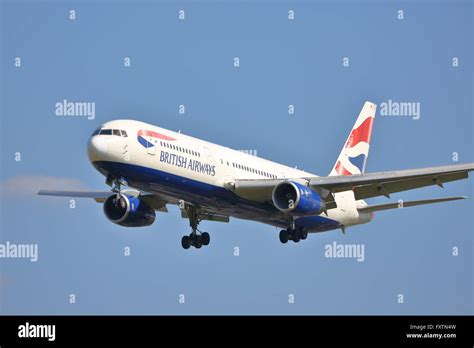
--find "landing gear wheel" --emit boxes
[300,230,308,240]
[293,230,301,243]
[201,232,210,246]
[181,236,191,249]
[279,230,289,243]
[194,235,203,249]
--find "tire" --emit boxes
[300,230,308,240]
[181,236,191,249]
[194,235,203,249]
[293,229,301,243]
[279,230,289,243]
[201,232,210,246]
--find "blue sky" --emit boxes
[1,0,472,314]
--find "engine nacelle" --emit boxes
[103,193,156,227]
[272,181,325,216]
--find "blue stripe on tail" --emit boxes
[348,154,366,173]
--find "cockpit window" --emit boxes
[95,128,128,137]
[100,129,112,135]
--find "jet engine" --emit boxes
[103,193,156,227]
[272,181,325,215]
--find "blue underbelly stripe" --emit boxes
[92,160,341,232]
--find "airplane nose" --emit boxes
[87,136,108,162]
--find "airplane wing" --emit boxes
[357,196,467,213]
[38,190,111,202]
[229,163,474,206]
[37,189,230,219]
[38,189,169,212]
[308,163,474,200]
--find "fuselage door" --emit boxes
[203,147,214,164]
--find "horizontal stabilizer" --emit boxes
[357,196,467,213]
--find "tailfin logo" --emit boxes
[335,115,374,176]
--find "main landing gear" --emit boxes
[279,226,308,244]
[180,204,211,250]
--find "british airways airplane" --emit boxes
[39,102,474,249]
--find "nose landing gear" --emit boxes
[107,176,128,199]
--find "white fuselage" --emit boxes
[87,119,372,231]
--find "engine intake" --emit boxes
[103,193,156,227]
[272,181,325,216]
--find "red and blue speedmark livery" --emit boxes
[137,129,176,148]
[39,101,474,250]
[332,108,374,176]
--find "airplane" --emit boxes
[38,101,474,250]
